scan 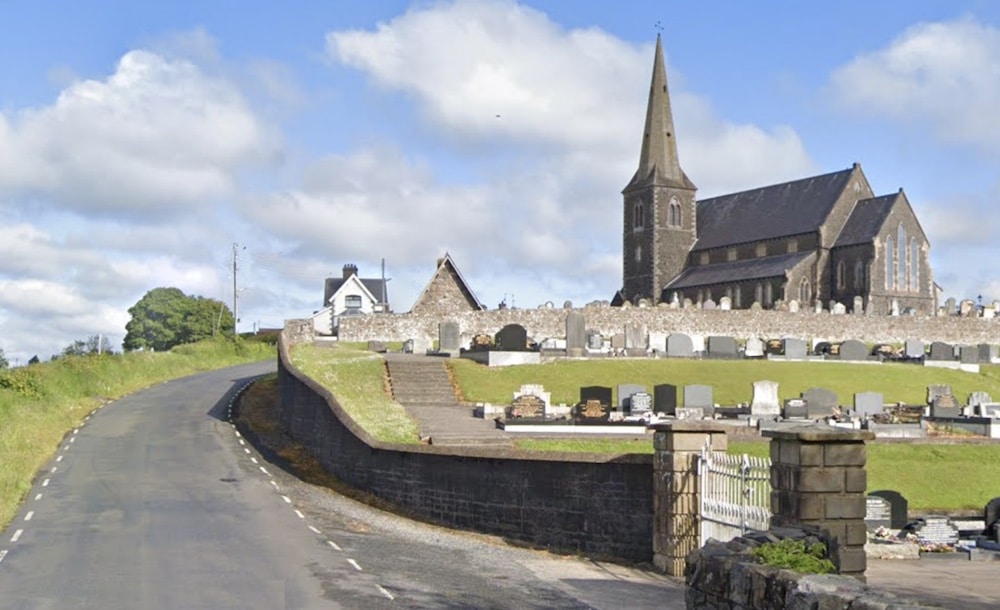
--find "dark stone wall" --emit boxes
[276,335,655,563]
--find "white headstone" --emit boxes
[750,380,781,416]
[832,302,847,315]
[891,298,900,316]
[788,299,800,313]
[719,296,732,310]
[744,337,765,358]
[814,300,824,314]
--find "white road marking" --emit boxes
[24,512,33,522]
[11,529,23,543]
[73,429,79,435]
[49,467,57,474]
[41,479,49,488]
[347,558,363,571]
[33,494,42,501]
[238,439,245,446]
[243,448,251,454]
[56,455,63,462]
[377,585,395,600]
[234,430,241,438]
[326,540,342,551]
[69,437,75,444]
[0,549,7,564]
[308,525,321,534]
[259,467,270,476]
[294,510,304,519]
[281,495,291,504]
[269,480,279,490]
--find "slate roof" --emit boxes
[324,277,388,307]
[665,251,813,290]
[833,194,897,248]
[691,167,855,251]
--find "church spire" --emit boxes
[630,34,693,190]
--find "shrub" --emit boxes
[751,538,835,574]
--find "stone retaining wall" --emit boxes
[276,331,655,562]
[339,305,999,347]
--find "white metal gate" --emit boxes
[698,443,771,546]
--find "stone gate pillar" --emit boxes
[649,421,727,577]
[763,425,874,580]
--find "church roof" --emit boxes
[692,167,855,251]
[833,193,898,248]
[665,251,812,290]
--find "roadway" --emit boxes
[0,362,684,609]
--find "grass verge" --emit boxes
[0,338,275,530]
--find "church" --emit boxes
[615,36,937,315]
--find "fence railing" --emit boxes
[698,443,772,546]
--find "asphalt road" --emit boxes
[0,362,685,609]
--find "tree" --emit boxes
[123,287,235,352]
[0,348,8,370]
[62,335,113,357]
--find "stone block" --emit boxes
[792,493,826,520]
[834,547,867,576]
[825,495,866,520]
[823,443,867,467]
[845,522,868,546]
[796,468,848,493]
[844,468,867,493]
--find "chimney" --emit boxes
[343,264,358,279]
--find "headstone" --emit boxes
[690,335,706,353]
[439,321,461,352]
[913,516,959,546]
[985,497,1000,531]
[750,380,780,416]
[574,399,609,423]
[979,344,993,363]
[610,333,625,351]
[684,385,714,413]
[580,386,612,408]
[402,339,415,353]
[904,340,925,359]
[412,337,432,354]
[983,307,997,320]
[617,384,647,410]
[653,384,678,416]
[967,391,993,407]
[565,312,586,356]
[788,299,800,313]
[719,296,732,311]
[832,302,847,315]
[706,336,738,359]
[960,345,980,364]
[945,297,956,315]
[960,299,976,317]
[510,393,546,418]
[783,338,807,359]
[750,301,762,311]
[838,339,868,362]
[803,387,838,419]
[624,324,647,354]
[702,299,717,310]
[682,297,694,309]
[744,337,765,358]
[783,398,808,419]
[629,392,652,414]
[890,298,900,316]
[865,495,892,532]
[928,342,953,361]
[814,300,823,314]
[927,384,952,405]
[494,324,528,351]
[853,296,864,314]
[367,340,387,353]
[666,333,695,358]
[647,331,668,353]
[980,403,1000,419]
[931,393,961,418]
[586,330,604,351]
[869,490,909,531]
[854,392,884,418]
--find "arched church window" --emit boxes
[885,235,894,290]
[755,283,763,305]
[635,245,642,263]
[668,198,681,227]
[765,283,773,306]
[734,285,742,308]
[836,261,846,291]
[799,278,811,303]
[910,238,919,291]
[897,224,907,290]
[854,260,864,291]
[633,200,644,229]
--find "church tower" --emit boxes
[620,34,697,303]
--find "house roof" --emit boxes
[410,252,486,313]
[665,251,813,290]
[833,193,897,248]
[692,167,855,251]
[324,276,388,307]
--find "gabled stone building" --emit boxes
[410,253,486,315]
[616,35,936,315]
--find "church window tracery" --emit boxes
[885,235,894,290]
[910,238,919,291]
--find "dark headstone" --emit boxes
[960,345,980,364]
[870,490,908,530]
[979,344,993,363]
[586,330,603,351]
[854,392,883,418]
[707,336,738,359]
[984,497,1000,530]
[783,398,808,419]
[838,339,868,362]
[931,393,961,418]
[666,333,694,357]
[510,394,545,418]
[802,387,838,418]
[439,321,461,352]
[580,386,612,407]
[574,399,609,422]
[653,384,678,416]
[928,341,953,361]
[495,324,528,351]
[865,495,892,532]
[783,338,807,359]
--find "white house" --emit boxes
[310,264,389,336]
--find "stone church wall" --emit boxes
[339,304,999,347]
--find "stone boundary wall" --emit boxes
[339,306,1000,347]
[276,330,655,563]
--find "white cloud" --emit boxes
[830,17,1000,152]
[0,49,279,216]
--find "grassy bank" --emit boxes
[0,338,275,529]
[289,343,421,444]
[449,358,1000,407]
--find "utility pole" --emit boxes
[232,243,240,337]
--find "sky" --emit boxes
[2,0,1000,364]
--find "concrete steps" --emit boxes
[384,356,459,405]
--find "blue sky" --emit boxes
[2,0,1000,363]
